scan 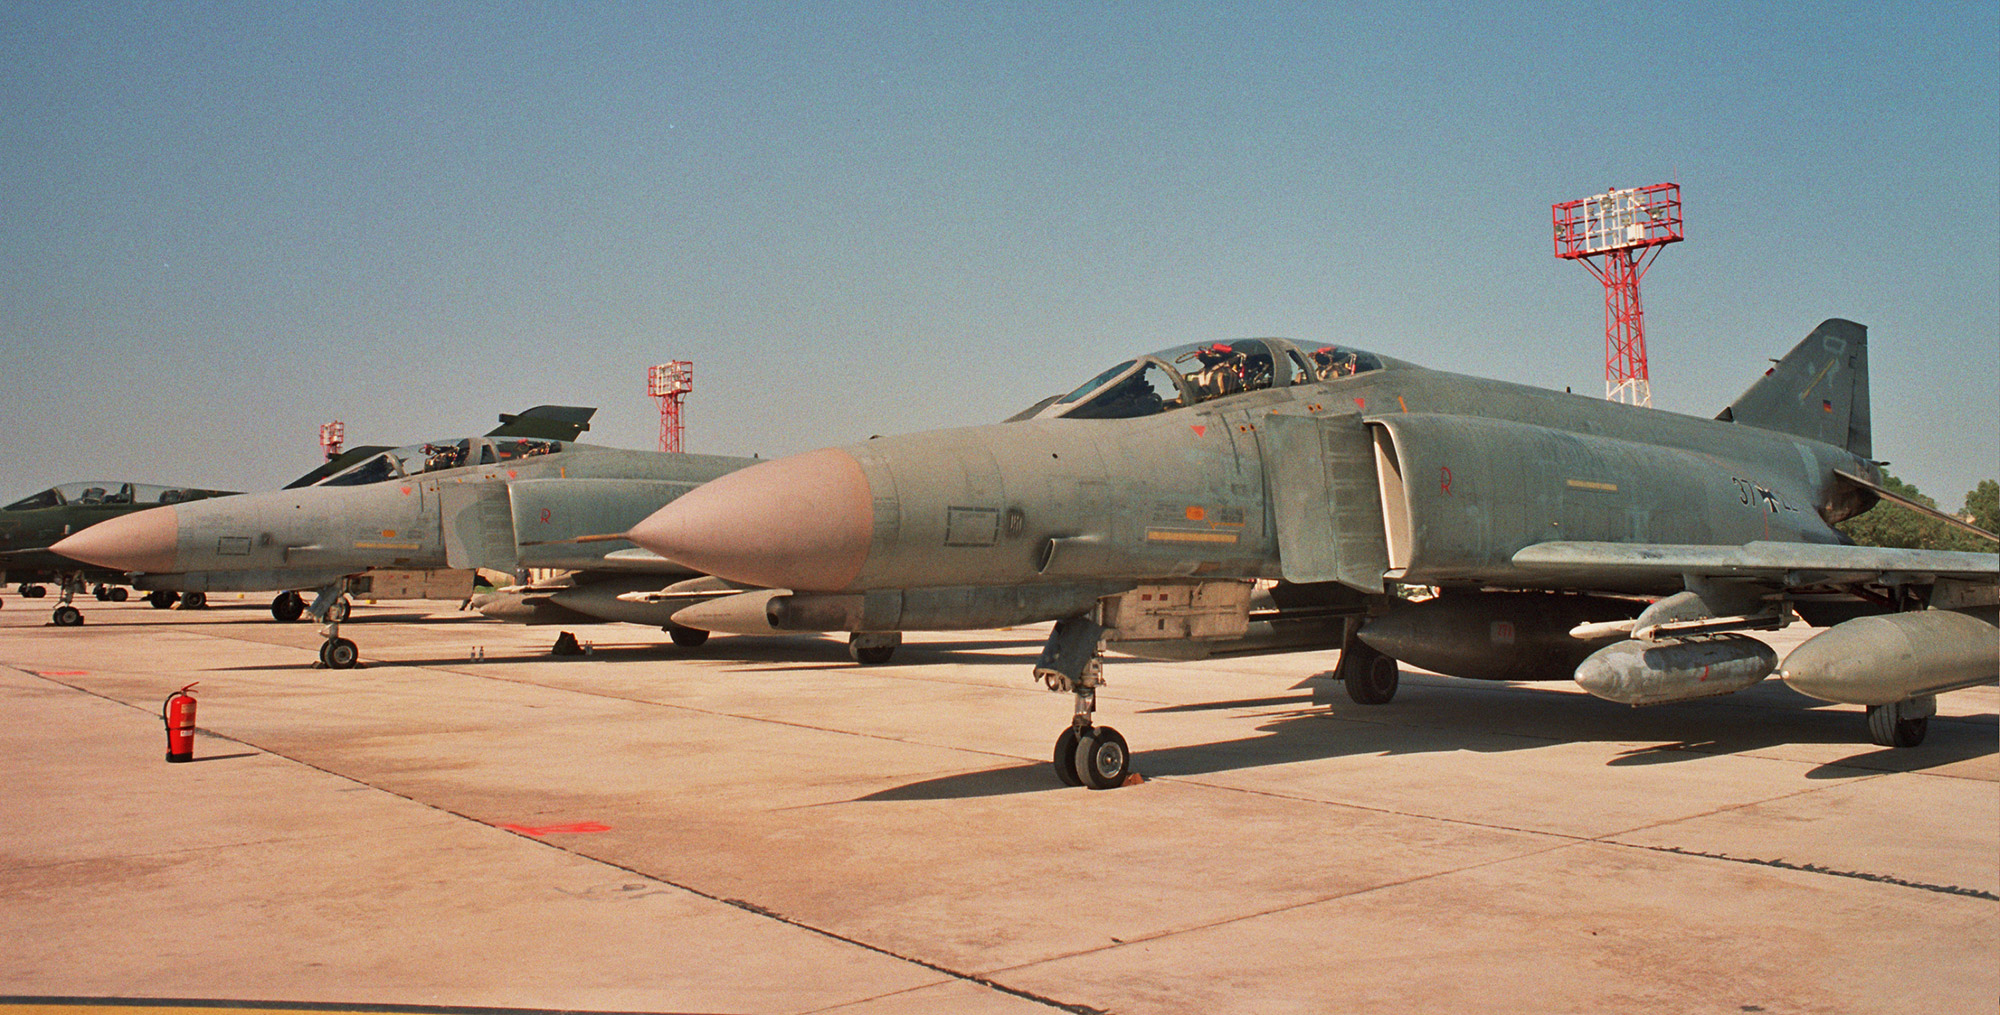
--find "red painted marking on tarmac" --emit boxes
[500,821,612,837]
[1190,424,1206,437]
[37,670,87,676]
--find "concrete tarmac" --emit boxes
[0,596,1993,1014]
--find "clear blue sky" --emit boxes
[4,2,1996,508]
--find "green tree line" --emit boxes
[1836,475,1999,551]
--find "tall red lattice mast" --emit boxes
[1552,183,1684,407]
[319,420,345,460]
[649,361,694,453]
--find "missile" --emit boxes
[1356,592,1643,681]
[670,590,788,635]
[1573,634,1779,705]
[1780,610,1999,706]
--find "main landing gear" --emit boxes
[1036,616,1131,789]
[848,631,900,665]
[1867,696,1933,748]
[1336,637,1400,705]
[271,590,306,622]
[308,581,358,669]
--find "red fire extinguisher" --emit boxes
[162,682,199,763]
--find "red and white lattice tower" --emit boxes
[319,420,345,460]
[1552,183,1684,407]
[648,361,694,453]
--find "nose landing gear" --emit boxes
[1037,616,1131,789]
[50,575,86,627]
[308,581,359,669]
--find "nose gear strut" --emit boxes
[1036,616,1130,789]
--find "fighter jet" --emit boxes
[1,481,239,624]
[50,406,754,667]
[626,320,1999,787]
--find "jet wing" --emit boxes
[1513,541,1999,586]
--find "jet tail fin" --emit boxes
[1716,319,1870,457]
[489,405,597,442]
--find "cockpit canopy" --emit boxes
[4,482,234,511]
[1035,338,1386,420]
[316,436,566,487]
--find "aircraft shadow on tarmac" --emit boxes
[855,678,1996,801]
[366,635,1043,670]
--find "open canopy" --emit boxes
[1036,338,1388,421]
[4,482,234,511]
[316,436,566,487]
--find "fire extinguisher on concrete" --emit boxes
[162,682,198,763]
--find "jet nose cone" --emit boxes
[51,506,180,573]
[630,448,872,592]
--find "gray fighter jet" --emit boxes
[53,406,754,667]
[626,320,1999,786]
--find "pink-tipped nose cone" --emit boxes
[629,447,873,592]
[51,505,181,573]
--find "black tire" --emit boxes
[53,605,83,627]
[1346,653,1400,705]
[108,587,128,602]
[148,590,179,609]
[271,592,305,622]
[1867,704,1928,748]
[1074,725,1130,789]
[24,585,48,599]
[324,638,359,669]
[1054,727,1084,787]
[92,585,110,602]
[852,643,896,665]
[668,624,709,648]
[180,591,207,609]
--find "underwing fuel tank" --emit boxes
[1573,635,1780,706]
[1780,610,2000,706]
[1356,592,1644,681]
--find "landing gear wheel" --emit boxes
[551,631,584,656]
[1053,727,1084,787]
[325,598,350,623]
[1345,654,1400,705]
[322,638,359,669]
[148,590,180,609]
[23,584,47,599]
[108,587,128,602]
[1867,704,1928,748]
[92,585,110,602]
[848,632,900,665]
[52,605,83,627]
[180,591,207,610]
[1074,725,1130,789]
[271,591,305,622]
[667,624,709,648]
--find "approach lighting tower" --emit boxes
[1552,183,1684,407]
[649,361,694,453]
[319,421,345,461]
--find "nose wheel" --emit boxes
[309,580,361,668]
[319,637,359,669]
[49,575,86,627]
[1037,616,1134,789]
